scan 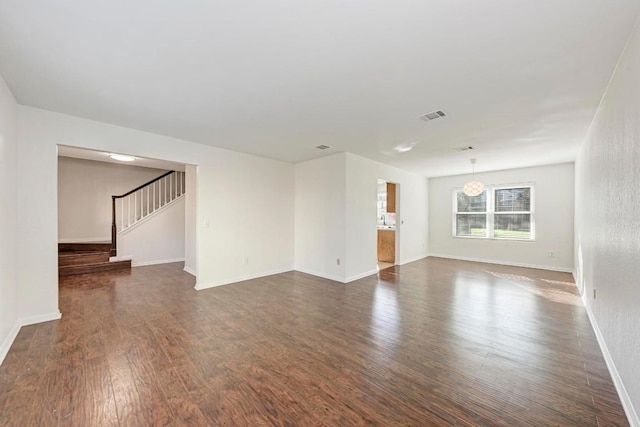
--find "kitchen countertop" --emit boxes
[377,226,396,231]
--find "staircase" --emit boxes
[58,170,185,277]
[58,242,131,276]
[111,170,186,256]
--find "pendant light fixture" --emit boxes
[463,158,484,197]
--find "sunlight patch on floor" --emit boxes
[486,270,580,305]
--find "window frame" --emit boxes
[452,183,535,241]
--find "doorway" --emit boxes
[56,145,197,281]
[377,179,397,271]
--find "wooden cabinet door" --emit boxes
[377,230,395,263]
[386,183,396,213]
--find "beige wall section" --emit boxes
[58,156,169,241]
[429,162,574,272]
[575,20,640,425]
[119,197,185,266]
[184,164,198,276]
[0,73,20,363]
[345,153,429,281]
[294,153,347,282]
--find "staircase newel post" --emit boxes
[111,196,117,257]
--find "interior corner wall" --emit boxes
[575,19,640,425]
[344,153,429,281]
[16,106,295,321]
[58,156,169,241]
[294,153,347,282]
[0,74,20,363]
[429,162,574,272]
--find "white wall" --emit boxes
[184,164,197,276]
[294,153,346,282]
[294,152,429,283]
[58,156,169,241]
[429,163,574,272]
[345,153,429,280]
[120,197,185,266]
[575,19,640,425]
[0,74,20,363]
[16,106,295,322]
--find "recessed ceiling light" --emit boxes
[394,142,416,153]
[316,145,331,150]
[109,153,136,162]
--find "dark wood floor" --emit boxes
[0,258,629,426]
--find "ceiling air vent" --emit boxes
[418,110,446,122]
[454,146,474,152]
[316,145,331,150]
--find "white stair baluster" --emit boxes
[115,172,185,235]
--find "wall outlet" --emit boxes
[548,251,555,258]
[336,258,341,266]
[244,257,249,265]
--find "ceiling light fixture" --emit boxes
[109,153,136,162]
[463,158,484,196]
[394,142,416,153]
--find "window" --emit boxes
[453,185,534,240]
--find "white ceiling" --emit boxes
[1,1,638,177]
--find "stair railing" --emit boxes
[111,170,186,256]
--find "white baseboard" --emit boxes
[183,266,197,276]
[20,311,62,326]
[58,237,110,243]
[293,268,345,283]
[0,320,21,366]
[428,254,573,273]
[584,304,639,427]
[345,269,378,283]
[301,254,427,283]
[195,267,294,290]
[132,258,185,267]
[398,253,429,265]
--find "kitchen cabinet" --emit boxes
[386,183,396,213]
[377,229,395,263]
